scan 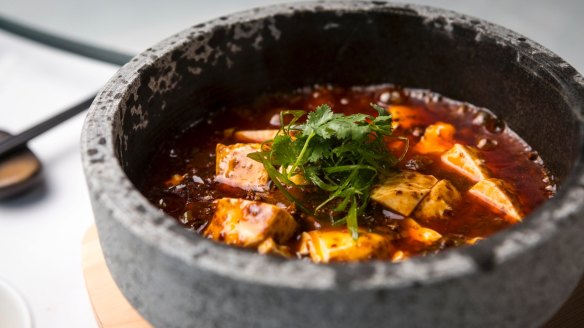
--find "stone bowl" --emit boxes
[81,2,584,327]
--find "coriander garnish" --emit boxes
[248,103,406,238]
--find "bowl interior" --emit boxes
[115,6,581,193]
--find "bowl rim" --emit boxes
[81,0,584,291]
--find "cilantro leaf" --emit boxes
[248,102,403,239]
[270,134,298,166]
[302,104,335,136]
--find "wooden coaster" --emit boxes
[82,225,582,327]
[82,226,152,328]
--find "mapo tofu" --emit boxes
[143,85,555,263]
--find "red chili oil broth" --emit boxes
[140,84,554,260]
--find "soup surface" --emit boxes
[141,84,555,263]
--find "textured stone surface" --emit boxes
[81,2,584,327]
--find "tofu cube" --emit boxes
[371,170,439,216]
[441,144,490,182]
[466,237,484,245]
[204,198,298,247]
[279,165,309,186]
[469,178,524,223]
[389,105,425,129]
[413,179,462,221]
[299,229,393,263]
[258,238,294,258]
[413,122,456,154]
[391,250,408,262]
[233,129,279,143]
[400,218,442,244]
[215,143,269,191]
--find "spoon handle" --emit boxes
[0,95,95,158]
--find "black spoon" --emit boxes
[0,131,43,199]
[0,14,132,199]
[0,96,94,199]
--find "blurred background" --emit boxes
[1,0,583,67]
[0,1,582,327]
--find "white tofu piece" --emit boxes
[371,170,439,216]
[466,237,484,245]
[204,198,298,247]
[391,250,408,262]
[299,229,393,263]
[413,122,456,154]
[441,144,490,182]
[215,143,269,191]
[400,218,442,244]
[233,129,279,143]
[469,178,524,223]
[389,105,424,129]
[279,165,309,186]
[258,237,294,258]
[413,179,462,221]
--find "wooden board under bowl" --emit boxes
[82,226,151,328]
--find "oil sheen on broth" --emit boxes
[141,85,555,263]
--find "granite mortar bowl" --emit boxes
[81,2,584,327]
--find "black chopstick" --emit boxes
[0,14,134,158]
[0,95,95,157]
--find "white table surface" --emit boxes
[0,1,582,327]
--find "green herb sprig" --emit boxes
[248,103,405,238]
